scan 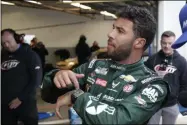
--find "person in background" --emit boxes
[75,35,91,66]
[41,5,170,124]
[90,41,100,52]
[30,37,38,48]
[1,29,42,125]
[172,3,187,108]
[31,37,48,76]
[145,31,187,124]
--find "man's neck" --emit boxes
[165,50,174,57]
[12,44,21,52]
[116,53,142,65]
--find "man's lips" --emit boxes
[107,44,113,48]
[164,48,169,51]
[108,40,115,48]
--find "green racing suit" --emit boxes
[41,59,169,124]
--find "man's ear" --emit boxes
[133,38,146,49]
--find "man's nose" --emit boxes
[4,43,9,48]
[108,29,116,39]
[166,44,171,48]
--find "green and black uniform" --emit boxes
[41,59,169,124]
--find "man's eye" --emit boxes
[118,29,123,33]
[162,43,166,45]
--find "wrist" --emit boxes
[71,89,84,104]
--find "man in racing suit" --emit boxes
[41,5,169,124]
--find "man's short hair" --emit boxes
[117,5,157,50]
[1,28,25,44]
[161,31,176,38]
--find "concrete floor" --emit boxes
[37,89,70,124]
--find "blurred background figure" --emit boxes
[145,31,187,124]
[1,29,42,125]
[54,49,70,61]
[75,35,91,66]
[90,41,100,52]
[31,37,48,76]
[30,37,38,48]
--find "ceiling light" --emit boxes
[1,1,15,5]
[100,11,117,18]
[63,0,72,3]
[25,0,42,5]
[71,3,91,9]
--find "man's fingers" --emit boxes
[55,111,63,119]
[54,71,84,89]
[55,106,63,119]
[9,103,20,109]
[9,104,13,109]
[9,104,15,109]
[54,77,62,89]
[69,72,80,89]
[57,74,66,88]
[63,72,72,86]
[9,102,12,106]
[73,81,79,89]
[75,74,85,78]
[13,104,19,109]
[74,74,85,88]
[9,101,14,109]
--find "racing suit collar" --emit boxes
[110,59,144,71]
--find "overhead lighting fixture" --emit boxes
[100,11,117,19]
[71,3,91,10]
[63,0,72,3]
[1,1,15,5]
[25,0,42,5]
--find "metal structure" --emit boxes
[2,0,159,54]
[2,0,158,20]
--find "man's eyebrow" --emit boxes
[113,24,126,32]
[161,40,166,43]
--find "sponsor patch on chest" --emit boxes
[95,78,107,87]
[95,67,109,75]
[123,84,134,93]
[120,75,137,82]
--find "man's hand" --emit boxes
[156,70,168,78]
[53,70,84,89]
[9,98,22,109]
[55,90,75,119]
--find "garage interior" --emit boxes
[1,0,186,124]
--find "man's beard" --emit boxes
[107,42,133,61]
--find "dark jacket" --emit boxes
[1,43,43,104]
[32,42,48,69]
[90,45,100,52]
[145,50,187,107]
[75,41,91,65]
[179,91,187,107]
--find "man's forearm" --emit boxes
[41,69,75,103]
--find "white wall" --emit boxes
[2,5,113,47]
[158,1,187,59]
